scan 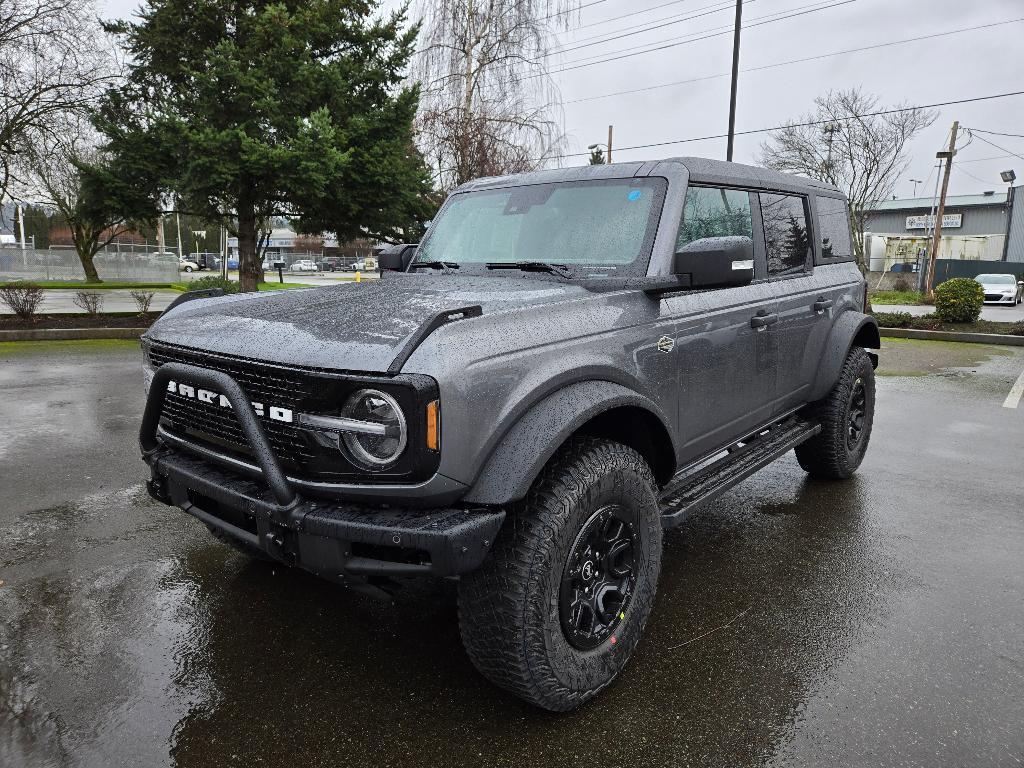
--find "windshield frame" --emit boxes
[414,177,669,278]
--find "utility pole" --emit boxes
[725,0,743,162]
[157,213,165,254]
[607,124,613,163]
[925,121,958,298]
[16,204,26,251]
[175,212,183,260]
[822,123,838,180]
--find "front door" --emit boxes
[665,185,778,463]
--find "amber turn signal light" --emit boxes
[425,400,440,451]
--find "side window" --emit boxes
[676,186,753,250]
[759,193,811,276]
[816,196,853,261]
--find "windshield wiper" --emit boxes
[410,260,460,274]
[485,261,574,279]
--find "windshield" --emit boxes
[976,274,1015,284]
[416,178,667,275]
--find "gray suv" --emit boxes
[139,157,879,711]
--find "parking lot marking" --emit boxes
[1004,366,1024,409]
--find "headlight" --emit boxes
[339,389,407,467]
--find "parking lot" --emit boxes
[1,338,1022,767]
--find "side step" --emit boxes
[659,417,821,528]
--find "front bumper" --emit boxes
[141,362,503,580]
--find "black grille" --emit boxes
[149,344,315,471]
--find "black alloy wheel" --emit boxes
[846,377,867,450]
[559,505,637,650]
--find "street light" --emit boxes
[1000,170,1016,184]
[909,178,923,197]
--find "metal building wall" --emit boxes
[1007,186,1024,263]
[866,204,1008,237]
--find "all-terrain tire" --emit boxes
[795,346,875,479]
[458,437,662,711]
[207,525,273,561]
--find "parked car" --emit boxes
[316,257,344,272]
[345,259,366,272]
[289,259,318,273]
[140,157,878,711]
[179,257,200,273]
[211,256,240,270]
[262,258,287,271]
[975,273,1023,305]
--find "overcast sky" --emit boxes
[99,0,1024,199]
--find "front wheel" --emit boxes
[458,437,662,711]
[795,346,875,479]
[183,266,193,273]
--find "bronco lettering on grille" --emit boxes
[166,380,294,423]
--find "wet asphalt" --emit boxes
[1,339,1022,767]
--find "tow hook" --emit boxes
[263,524,297,565]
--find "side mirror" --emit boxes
[377,244,418,272]
[673,236,754,288]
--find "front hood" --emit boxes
[146,273,598,372]
[979,283,1014,292]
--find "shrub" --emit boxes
[909,313,944,331]
[893,275,912,293]
[73,290,104,315]
[187,275,239,294]
[934,277,983,323]
[130,289,156,314]
[0,281,45,320]
[1009,321,1024,337]
[870,311,913,328]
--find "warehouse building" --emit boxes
[863,191,1013,272]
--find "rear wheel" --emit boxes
[184,266,193,273]
[458,437,662,711]
[795,346,875,479]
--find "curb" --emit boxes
[880,328,1024,347]
[0,327,147,342]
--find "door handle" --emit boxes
[813,298,834,313]
[750,311,779,329]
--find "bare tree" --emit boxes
[414,0,577,191]
[0,0,116,201]
[758,88,936,268]
[19,114,139,282]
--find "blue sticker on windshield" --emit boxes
[627,190,642,202]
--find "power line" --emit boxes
[965,130,1024,162]
[552,0,847,68]
[564,17,1024,104]
[958,153,1017,164]
[570,0,710,33]
[539,0,609,22]
[965,128,1024,139]
[551,0,742,55]
[955,165,997,185]
[549,90,1024,160]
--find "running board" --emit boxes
[659,417,821,528]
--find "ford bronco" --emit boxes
[140,157,879,711]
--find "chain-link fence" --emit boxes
[0,247,179,282]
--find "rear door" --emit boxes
[758,192,829,413]
[666,185,778,462]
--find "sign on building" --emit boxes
[906,213,963,230]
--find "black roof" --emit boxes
[456,157,843,198]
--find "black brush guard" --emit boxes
[140,363,504,579]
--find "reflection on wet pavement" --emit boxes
[1,341,1022,767]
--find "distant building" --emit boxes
[864,191,1012,271]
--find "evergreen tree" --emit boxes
[97,0,431,290]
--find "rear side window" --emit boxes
[676,186,753,250]
[759,193,810,276]
[817,196,853,262]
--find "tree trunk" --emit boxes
[73,224,102,283]
[237,205,260,292]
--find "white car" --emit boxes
[179,257,200,273]
[289,259,319,273]
[975,273,1023,305]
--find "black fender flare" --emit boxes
[461,380,674,506]
[809,311,881,401]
